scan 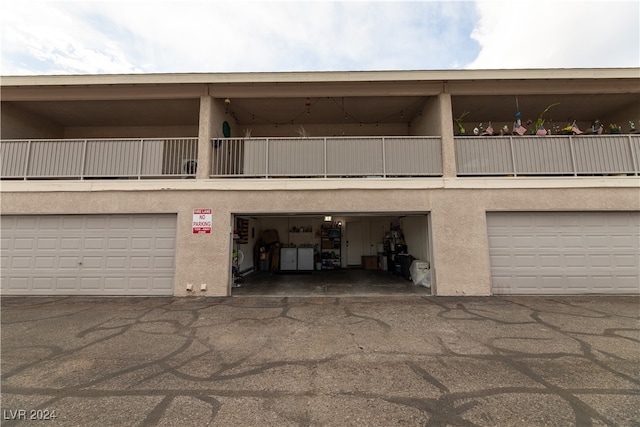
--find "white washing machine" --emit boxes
[280,247,297,271]
[297,248,314,271]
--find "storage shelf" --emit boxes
[321,226,341,269]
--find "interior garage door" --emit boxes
[1,214,176,296]
[487,212,640,295]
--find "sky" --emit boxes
[1,0,638,76]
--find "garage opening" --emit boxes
[229,213,433,296]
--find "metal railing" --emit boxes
[1,138,198,180]
[455,134,640,176]
[210,136,443,178]
[5,135,636,181]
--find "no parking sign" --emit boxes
[192,208,212,234]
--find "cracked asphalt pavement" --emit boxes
[1,295,639,426]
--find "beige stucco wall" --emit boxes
[2,181,638,297]
[437,94,456,178]
[245,122,409,138]
[409,97,440,136]
[1,103,64,139]
[210,98,231,138]
[64,126,198,139]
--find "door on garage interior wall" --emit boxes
[369,221,387,255]
[346,222,363,266]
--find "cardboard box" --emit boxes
[263,229,279,244]
[362,256,378,270]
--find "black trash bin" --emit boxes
[396,254,414,280]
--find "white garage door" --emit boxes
[1,214,176,296]
[487,212,640,295]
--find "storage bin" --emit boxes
[362,256,378,270]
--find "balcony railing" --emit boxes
[455,134,640,176]
[1,138,198,180]
[2,135,638,181]
[210,136,443,178]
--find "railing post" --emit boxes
[567,135,578,176]
[23,140,33,180]
[324,137,328,178]
[628,135,639,176]
[265,138,269,178]
[80,139,88,180]
[137,139,145,179]
[508,136,518,177]
[381,137,386,178]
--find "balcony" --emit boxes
[211,136,442,178]
[1,135,639,181]
[1,138,198,180]
[0,136,443,180]
[455,134,640,177]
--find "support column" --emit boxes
[197,95,213,180]
[430,194,492,296]
[437,92,456,179]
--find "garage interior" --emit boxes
[230,213,433,296]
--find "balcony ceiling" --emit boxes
[6,92,639,130]
[8,96,429,128]
[10,99,202,127]
[228,96,427,126]
[452,93,640,125]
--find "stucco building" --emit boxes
[1,68,639,296]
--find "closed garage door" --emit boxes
[487,212,640,295]
[1,214,176,296]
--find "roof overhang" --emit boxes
[2,67,639,88]
[2,68,638,131]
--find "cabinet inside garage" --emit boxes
[230,213,432,294]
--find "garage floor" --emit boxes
[232,268,432,296]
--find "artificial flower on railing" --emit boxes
[533,103,560,136]
[472,122,495,136]
[454,111,469,135]
[592,119,604,135]
[513,113,527,135]
[561,120,583,135]
[482,122,494,136]
[609,123,622,134]
[561,125,573,134]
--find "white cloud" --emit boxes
[1,0,636,76]
[1,2,143,74]
[0,1,481,75]
[468,0,639,69]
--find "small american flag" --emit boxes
[482,125,494,136]
[514,125,527,136]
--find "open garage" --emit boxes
[230,213,433,296]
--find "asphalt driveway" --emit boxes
[1,295,639,426]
